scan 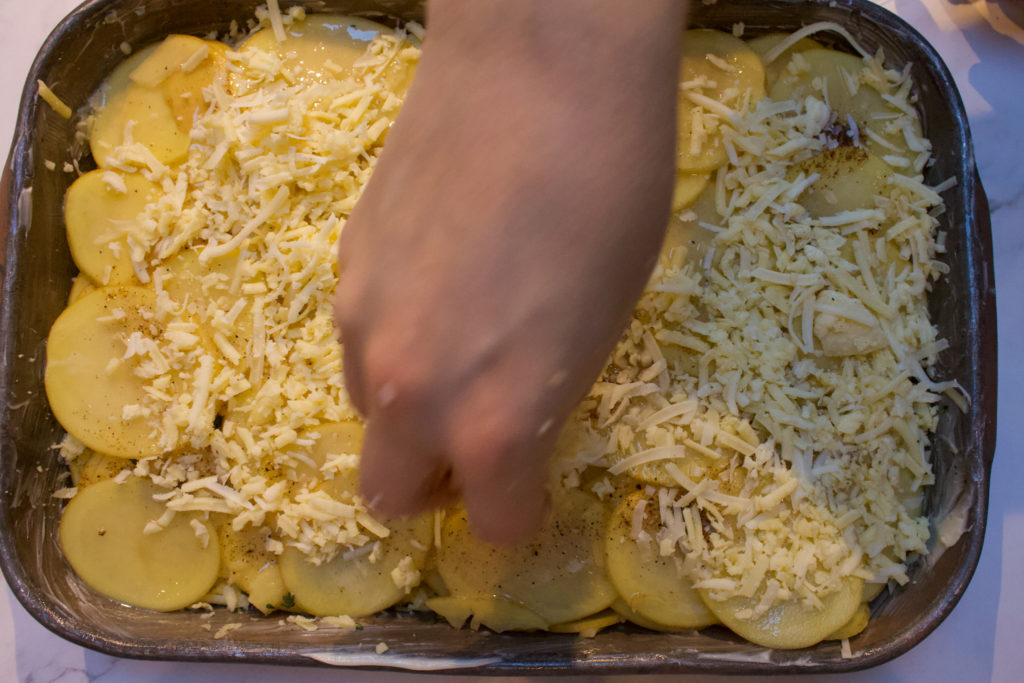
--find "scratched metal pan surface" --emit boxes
[0,0,997,675]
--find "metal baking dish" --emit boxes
[0,0,997,674]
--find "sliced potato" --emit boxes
[788,147,893,219]
[89,44,188,167]
[45,286,175,458]
[611,597,684,632]
[154,247,252,358]
[234,15,405,91]
[129,35,227,133]
[746,33,822,91]
[278,511,432,617]
[699,576,863,649]
[770,48,922,158]
[64,170,159,285]
[281,421,364,497]
[219,523,289,614]
[827,602,870,640]
[605,493,718,629]
[59,476,220,611]
[70,450,131,489]
[67,275,98,305]
[862,582,886,602]
[671,172,711,213]
[677,29,765,173]
[437,488,616,624]
[549,609,622,637]
[426,595,548,633]
[277,423,432,617]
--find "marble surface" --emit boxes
[1,1,1021,681]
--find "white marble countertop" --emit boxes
[2,1,1021,681]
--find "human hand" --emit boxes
[334,0,686,543]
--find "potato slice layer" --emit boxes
[65,170,159,285]
[605,493,717,629]
[45,286,172,458]
[219,523,289,614]
[279,512,432,617]
[67,275,98,305]
[234,15,414,93]
[130,35,227,133]
[746,33,822,90]
[59,477,220,611]
[277,423,431,617]
[89,44,187,167]
[700,576,863,649]
[426,595,549,633]
[68,450,131,489]
[677,30,765,173]
[438,488,616,624]
[91,35,225,167]
[671,172,711,213]
[770,48,922,158]
[827,602,870,640]
[549,609,621,637]
[611,598,684,632]
[789,147,894,219]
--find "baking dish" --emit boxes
[0,0,997,674]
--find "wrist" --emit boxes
[424,0,688,87]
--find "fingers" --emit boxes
[358,413,449,517]
[455,429,558,545]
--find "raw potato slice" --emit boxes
[67,275,98,305]
[677,30,765,173]
[89,44,189,167]
[611,598,685,632]
[426,595,549,633]
[277,423,432,617]
[154,247,254,372]
[129,35,227,133]
[827,602,870,640]
[769,48,923,158]
[280,421,364,497]
[746,33,822,90]
[64,170,159,285]
[437,488,616,625]
[788,147,894,219]
[45,286,174,458]
[605,493,717,629]
[234,15,412,92]
[862,582,886,602]
[59,477,220,611]
[699,576,863,649]
[68,450,131,489]
[219,523,289,614]
[671,172,711,213]
[278,511,432,617]
[549,609,622,637]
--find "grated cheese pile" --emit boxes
[555,50,958,615]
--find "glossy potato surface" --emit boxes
[65,170,158,285]
[438,488,616,624]
[59,477,220,611]
[45,286,172,458]
[605,493,717,629]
